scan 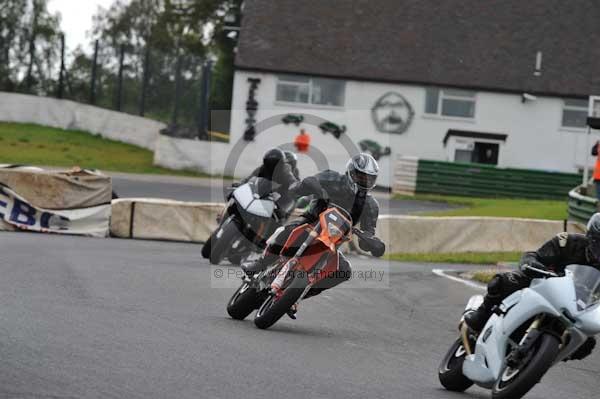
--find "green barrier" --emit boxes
[415,160,581,200]
[567,186,597,224]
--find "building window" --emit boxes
[276,75,345,107]
[425,88,476,118]
[562,99,588,129]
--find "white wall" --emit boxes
[153,134,232,176]
[0,92,165,150]
[229,70,600,186]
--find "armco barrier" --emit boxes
[568,185,597,224]
[408,159,581,200]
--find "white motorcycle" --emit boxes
[439,264,600,399]
[202,177,292,265]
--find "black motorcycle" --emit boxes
[201,177,292,265]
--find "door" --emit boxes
[472,142,499,165]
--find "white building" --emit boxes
[225,0,600,187]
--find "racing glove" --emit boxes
[520,260,556,278]
[359,235,386,257]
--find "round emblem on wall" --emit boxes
[371,92,415,134]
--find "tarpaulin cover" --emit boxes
[0,166,111,237]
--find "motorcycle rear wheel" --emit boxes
[491,333,560,399]
[254,273,309,330]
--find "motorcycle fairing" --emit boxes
[277,216,342,286]
[233,183,276,218]
[317,208,352,251]
[577,305,600,335]
[463,285,562,385]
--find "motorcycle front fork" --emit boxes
[461,315,543,360]
[506,317,543,368]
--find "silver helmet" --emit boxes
[346,153,379,193]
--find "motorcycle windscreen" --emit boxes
[567,265,600,310]
[245,198,275,218]
[233,183,254,209]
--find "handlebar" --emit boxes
[522,263,559,278]
[352,227,367,240]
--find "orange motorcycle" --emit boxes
[226,202,367,329]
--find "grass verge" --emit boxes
[385,251,522,265]
[470,271,499,284]
[0,122,216,177]
[394,193,566,220]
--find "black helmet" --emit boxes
[263,148,285,170]
[284,151,298,169]
[587,213,600,264]
[346,153,379,193]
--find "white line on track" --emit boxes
[432,269,486,291]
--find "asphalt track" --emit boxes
[0,232,598,398]
[110,173,456,215]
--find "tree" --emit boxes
[208,0,242,112]
[0,0,28,90]
[89,0,241,123]
[0,0,61,94]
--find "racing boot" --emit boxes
[241,250,281,276]
[464,297,495,332]
[286,303,298,320]
[464,273,509,332]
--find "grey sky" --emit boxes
[48,0,121,52]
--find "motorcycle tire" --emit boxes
[438,338,474,392]
[201,235,212,259]
[492,334,560,399]
[227,282,264,320]
[254,273,309,330]
[209,220,239,265]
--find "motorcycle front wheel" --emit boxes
[254,273,309,330]
[201,235,212,259]
[492,333,560,399]
[209,220,239,265]
[227,282,264,320]
[438,338,473,392]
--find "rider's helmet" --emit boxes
[263,148,285,171]
[346,153,379,193]
[284,151,298,170]
[586,213,600,264]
